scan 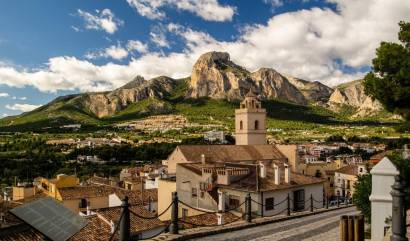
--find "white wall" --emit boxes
[369,157,399,241]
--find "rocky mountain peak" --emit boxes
[194,51,231,68]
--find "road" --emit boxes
[190,207,359,241]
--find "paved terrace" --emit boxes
[153,206,358,241]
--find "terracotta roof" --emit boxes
[69,215,112,241]
[0,225,43,241]
[59,185,115,200]
[96,206,165,235]
[180,212,240,229]
[114,188,158,205]
[335,165,358,176]
[176,145,287,163]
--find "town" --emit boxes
[0,91,408,240]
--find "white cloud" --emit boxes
[126,0,235,22]
[127,40,148,53]
[86,40,148,60]
[150,28,169,48]
[19,97,27,100]
[0,0,409,93]
[104,45,129,60]
[263,0,284,8]
[77,9,124,34]
[0,92,9,98]
[5,103,41,112]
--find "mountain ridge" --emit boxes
[0,51,389,130]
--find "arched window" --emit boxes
[240,120,243,130]
[251,100,255,108]
[254,120,259,130]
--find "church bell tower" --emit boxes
[235,89,267,145]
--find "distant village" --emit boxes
[0,91,408,240]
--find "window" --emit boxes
[240,121,243,130]
[191,187,197,198]
[265,197,274,211]
[200,191,205,198]
[79,198,88,208]
[182,208,188,219]
[127,183,132,190]
[228,195,240,209]
[254,120,259,130]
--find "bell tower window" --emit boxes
[240,120,243,130]
[255,120,259,130]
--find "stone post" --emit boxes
[287,193,291,216]
[390,176,408,241]
[310,194,314,212]
[245,193,252,223]
[170,192,179,234]
[119,196,130,241]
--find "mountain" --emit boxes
[0,51,389,131]
[286,76,333,102]
[327,79,384,118]
[188,52,307,104]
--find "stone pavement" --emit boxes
[190,206,358,241]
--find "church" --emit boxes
[159,90,325,219]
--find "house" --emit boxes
[34,174,79,199]
[109,188,158,213]
[12,183,35,201]
[176,161,324,217]
[204,130,226,143]
[58,185,114,214]
[334,165,367,198]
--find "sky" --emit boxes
[0,0,409,117]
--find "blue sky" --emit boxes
[0,0,409,116]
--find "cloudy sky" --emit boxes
[0,0,409,116]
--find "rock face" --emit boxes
[251,68,307,104]
[188,51,307,104]
[287,76,333,102]
[327,79,383,117]
[81,76,177,118]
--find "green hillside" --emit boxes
[0,77,401,133]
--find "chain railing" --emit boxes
[111,192,352,240]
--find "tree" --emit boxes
[353,173,372,222]
[363,21,410,121]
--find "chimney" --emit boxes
[284,163,291,184]
[201,154,206,164]
[274,164,280,185]
[260,162,266,178]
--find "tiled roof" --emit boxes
[96,206,165,235]
[180,212,241,229]
[69,215,112,241]
[59,185,115,200]
[0,225,43,241]
[114,188,158,205]
[335,165,358,176]
[176,145,287,163]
